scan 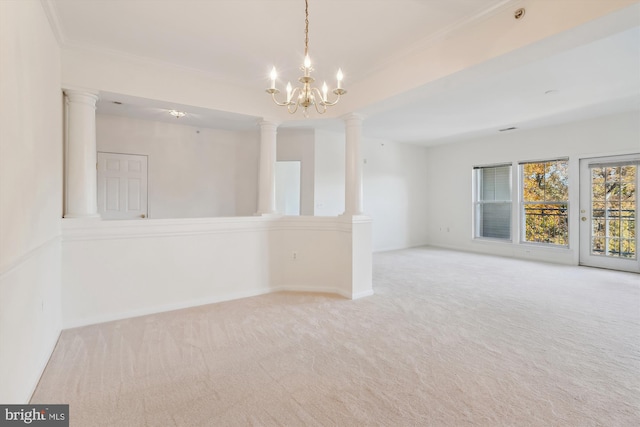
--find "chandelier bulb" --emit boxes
[286,82,292,102]
[336,68,344,89]
[322,82,328,102]
[270,67,277,89]
[304,54,311,70]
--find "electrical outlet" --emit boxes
[292,251,297,260]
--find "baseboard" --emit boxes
[63,284,361,329]
[352,289,375,299]
[63,287,275,329]
[272,285,351,299]
[373,242,429,253]
[27,329,61,404]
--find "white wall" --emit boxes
[363,137,430,251]
[314,129,430,251]
[0,0,63,403]
[235,131,260,216]
[425,111,640,264]
[277,129,315,215]
[314,130,346,216]
[97,115,260,218]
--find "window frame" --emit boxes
[473,163,513,242]
[519,158,570,247]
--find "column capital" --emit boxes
[341,112,366,125]
[63,87,100,97]
[258,119,281,129]
[64,89,100,108]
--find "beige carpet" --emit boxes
[32,247,640,426]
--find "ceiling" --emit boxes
[47,0,640,145]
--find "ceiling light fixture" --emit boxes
[169,110,186,118]
[266,0,346,117]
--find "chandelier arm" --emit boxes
[318,89,344,107]
[288,103,299,114]
[319,95,341,107]
[310,87,328,114]
[310,87,324,105]
[287,98,300,114]
[270,92,291,107]
[313,101,327,114]
[289,87,301,105]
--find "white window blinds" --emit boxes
[474,165,512,240]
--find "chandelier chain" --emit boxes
[304,0,309,56]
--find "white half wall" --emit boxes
[0,0,63,403]
[425,111,640,264]
[61,216,371,328]
[96,114,260,218]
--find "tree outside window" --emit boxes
[521,159,569,245]
[591,165,636,258]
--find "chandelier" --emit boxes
[266,0,346,116]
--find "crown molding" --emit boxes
[39,0,66,46]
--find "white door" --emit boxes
[276,161,301,215]
[579,154,639,273]
[97,152,148,220]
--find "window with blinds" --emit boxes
[474,164,512,240]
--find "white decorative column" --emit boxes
[343,113,364,216]
[64,89,100,218]
[256,120,279,215]
[338,113,372,298]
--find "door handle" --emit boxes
[141,214,146,219]
[581,217,587,221]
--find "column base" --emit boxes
[339,213,369,220]
[254,212,282,217]
[63,213,101,219]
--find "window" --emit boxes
[520,159,569,245]
[474,164,512,240]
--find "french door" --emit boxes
[579,155,639,273]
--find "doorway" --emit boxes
[97,152,148,220]
[579,154,639,272]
